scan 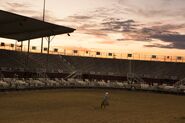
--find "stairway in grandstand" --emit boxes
[127,73,145,84]
[174,78,185,87]
[58,54,76,72]
[63,56,129,76]
[58,54,80,79]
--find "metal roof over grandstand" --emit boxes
[0,10,75,41]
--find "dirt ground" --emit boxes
[0,89,185,123]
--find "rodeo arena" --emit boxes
[0,10,185,94]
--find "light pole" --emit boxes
[41,0,46,53]
[43,0,46,21]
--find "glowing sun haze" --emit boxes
[0,0,185,55]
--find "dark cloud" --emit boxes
[117,38,126,41]
[68,15,92,20]
[84,32,107,36]
[144,24,185,33]
[116,36,150,41]
[114,23,185,49]
[150,34,185,49]
[153,34,185,43]
[60,16,95,26]
[139,24,184,37]
[101,18,138,32]
[144,44,174,49]
[138,24,185,49]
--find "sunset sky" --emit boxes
[0,0,185,55]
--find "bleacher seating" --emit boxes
[1,49,185,82]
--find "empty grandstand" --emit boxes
[0,10,184,94]
[0,48,185,94]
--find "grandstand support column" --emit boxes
[28,39,30,53]
[47,36,50,55]
[15,41,17,51]
[46,36,50,72]
[21,41,23,52]
[26,39,30,67]
[41,38,43,53]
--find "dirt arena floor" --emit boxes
[0,89,185,123]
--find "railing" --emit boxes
[1,42,185,63]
